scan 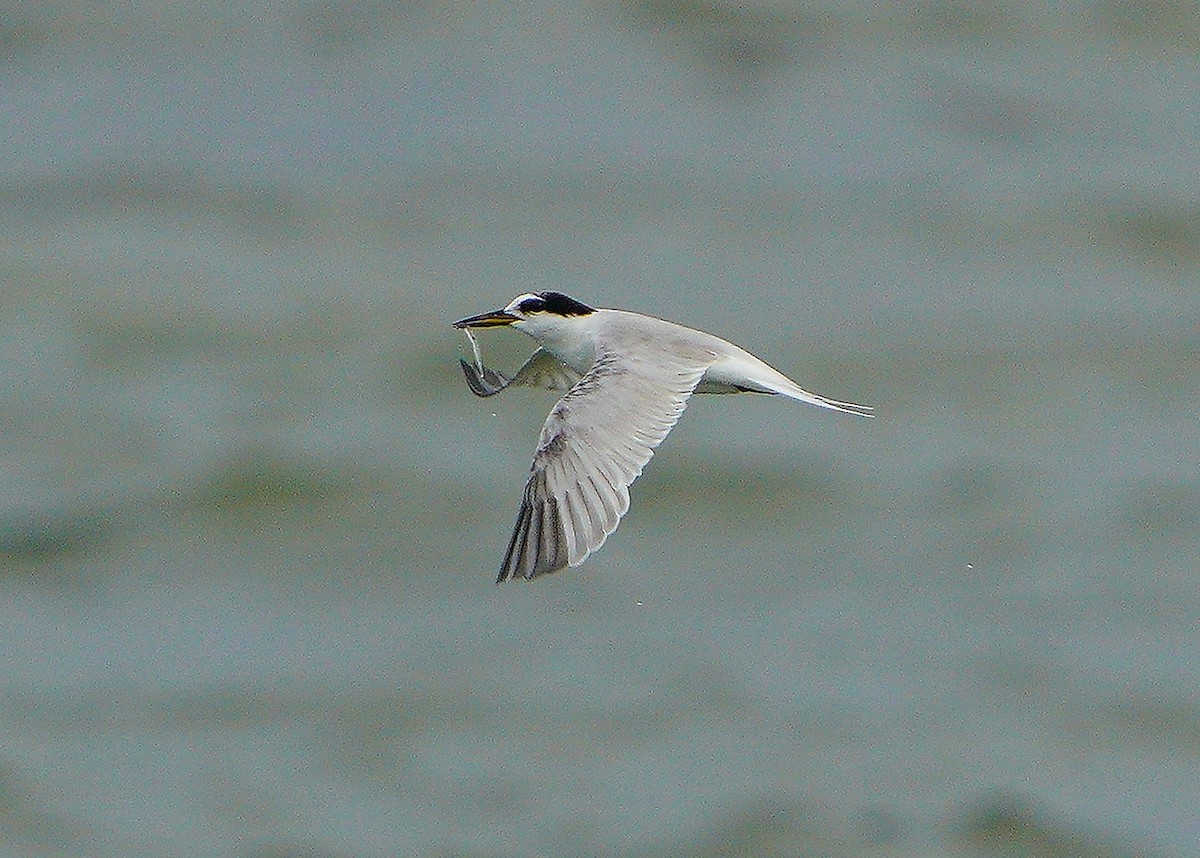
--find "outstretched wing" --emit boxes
[498,349,709,582]
[459,348,581,398]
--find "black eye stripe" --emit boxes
[510,292,595,316]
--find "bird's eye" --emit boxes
[518,298,545,313]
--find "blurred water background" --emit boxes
[1,1,1199,855]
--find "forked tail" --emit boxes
[776,382,874,417]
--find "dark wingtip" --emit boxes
[459,358,485,396]
[459,358,511,397]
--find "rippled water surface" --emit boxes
[2,3,1199,856]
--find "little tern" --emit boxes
[454,291,871,583]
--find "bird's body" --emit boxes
[516,309,782,395]
[454,292,871,582]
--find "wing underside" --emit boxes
[498,350,709,582]
[459,348,581,397]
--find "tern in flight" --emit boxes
[454,292,871,582]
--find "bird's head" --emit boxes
[453,292,596,335]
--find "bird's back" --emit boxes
[595,309,730,366]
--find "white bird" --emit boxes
[454,292,871,583]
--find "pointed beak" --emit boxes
[453,309,517,329]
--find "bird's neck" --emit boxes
[528,321,598,374]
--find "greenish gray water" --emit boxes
[1,3,1198,856]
